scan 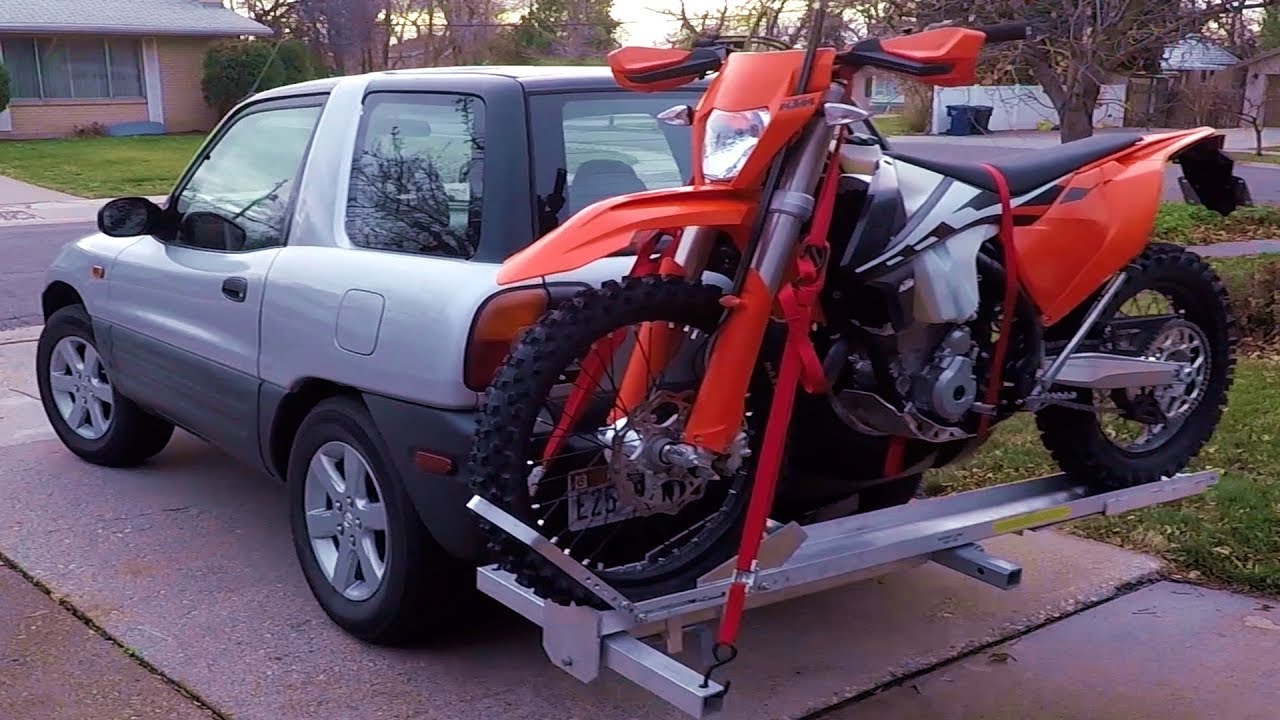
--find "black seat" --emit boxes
[568,159,647,214]
[887,133,1143,196]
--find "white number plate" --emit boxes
[566,470,635,531]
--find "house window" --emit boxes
[0,37,146,100]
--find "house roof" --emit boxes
[1161,35,1241,72]
[0,0,272,37]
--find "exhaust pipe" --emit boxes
[1044,352,1193,390]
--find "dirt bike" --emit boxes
[467,10,1241,647]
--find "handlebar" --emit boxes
[977,23,1034,43]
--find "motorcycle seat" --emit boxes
[887,133,1144,196]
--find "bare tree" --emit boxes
[876,0,1268,142]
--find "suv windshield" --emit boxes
[528,90,703,237]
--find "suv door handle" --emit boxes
[222,276,248,302]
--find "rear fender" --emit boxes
[496,185,757,285]
[1114,129,1246,215]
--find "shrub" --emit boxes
[202,40,286,116]
[71,122,108,138]
[1230,260,1280,346]
[276,39,318,85]
[0,63,10,113]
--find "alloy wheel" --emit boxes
[48,337,114,441]
[303,441,390,602]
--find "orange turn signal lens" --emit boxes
[464,287,551,392]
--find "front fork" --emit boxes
[680,97,843,453]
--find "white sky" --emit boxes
[614,1,730,46]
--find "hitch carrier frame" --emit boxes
[467,470,1218,719]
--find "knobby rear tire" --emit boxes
[1036,245,1237,489]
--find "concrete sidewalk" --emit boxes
[0,560,214,720]
[0,195,168,228]
[0,173,167,227]
[832,582,1280,720]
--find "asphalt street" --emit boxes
[0,222,94,332]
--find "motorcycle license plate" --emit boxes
[566,468,634,531]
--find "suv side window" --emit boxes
[529,92,697,236]
[172,103,322,252]
[345,92,485,259]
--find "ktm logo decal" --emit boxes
[780,96,817,110]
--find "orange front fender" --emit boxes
[496,185,758,285]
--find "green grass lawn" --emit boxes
[1228,151,1280,165]
[870,114,916,137]
[1152,202,1280,245]
[0,134,208,198]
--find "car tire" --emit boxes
[287,395,472,645]
[36,304,174,467]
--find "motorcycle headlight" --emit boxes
[702,108,771,181]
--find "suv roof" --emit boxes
[253,65,710,101]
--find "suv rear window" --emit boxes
[528,91,701,237]
[346,92,484,258]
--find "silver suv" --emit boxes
[35,67,709,643]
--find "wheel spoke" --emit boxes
[355,534,384,582]
[343,446,368,500]
[355,502,387,531]
[66,402,88,429]
[306,509,342,539]
[308,452,345,497]
[87,399,109,435]
[58,342,82,372]
[83,350,102,378]
[89,379,114,404]
[331,545,359,591]
[49,373,76,395]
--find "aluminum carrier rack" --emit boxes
[466,470,1218,719]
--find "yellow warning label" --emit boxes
[993,505,1073,534]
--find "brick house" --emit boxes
[0,0,271,139]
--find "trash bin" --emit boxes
[945,105,977,136]
[970,105,994,134]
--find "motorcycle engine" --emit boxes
[910,327,978,422]
[830,320,982,439]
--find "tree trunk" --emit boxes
[1058,77,1101,143]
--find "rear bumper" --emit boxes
[361,392,487,564]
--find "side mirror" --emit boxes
[181,212,248,252]
[97,196,163,237]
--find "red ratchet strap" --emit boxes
[976,164,1020,437]
[540,230,681,463]
[713,144,844,653]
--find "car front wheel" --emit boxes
[287,396,471,645]
[36,304,174,466]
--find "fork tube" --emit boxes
[751,88,843,293]
[681,87,843,453]
[674,226,717,278]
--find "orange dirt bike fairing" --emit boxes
[1008,128,1222,325]
[468,12,1243,697]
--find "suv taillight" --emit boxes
[464,284,587,392]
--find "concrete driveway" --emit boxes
[2,327,1279,720]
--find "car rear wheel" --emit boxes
[36,305,174,467]
[287,396,472,645]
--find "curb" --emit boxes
[0,326,40,346]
